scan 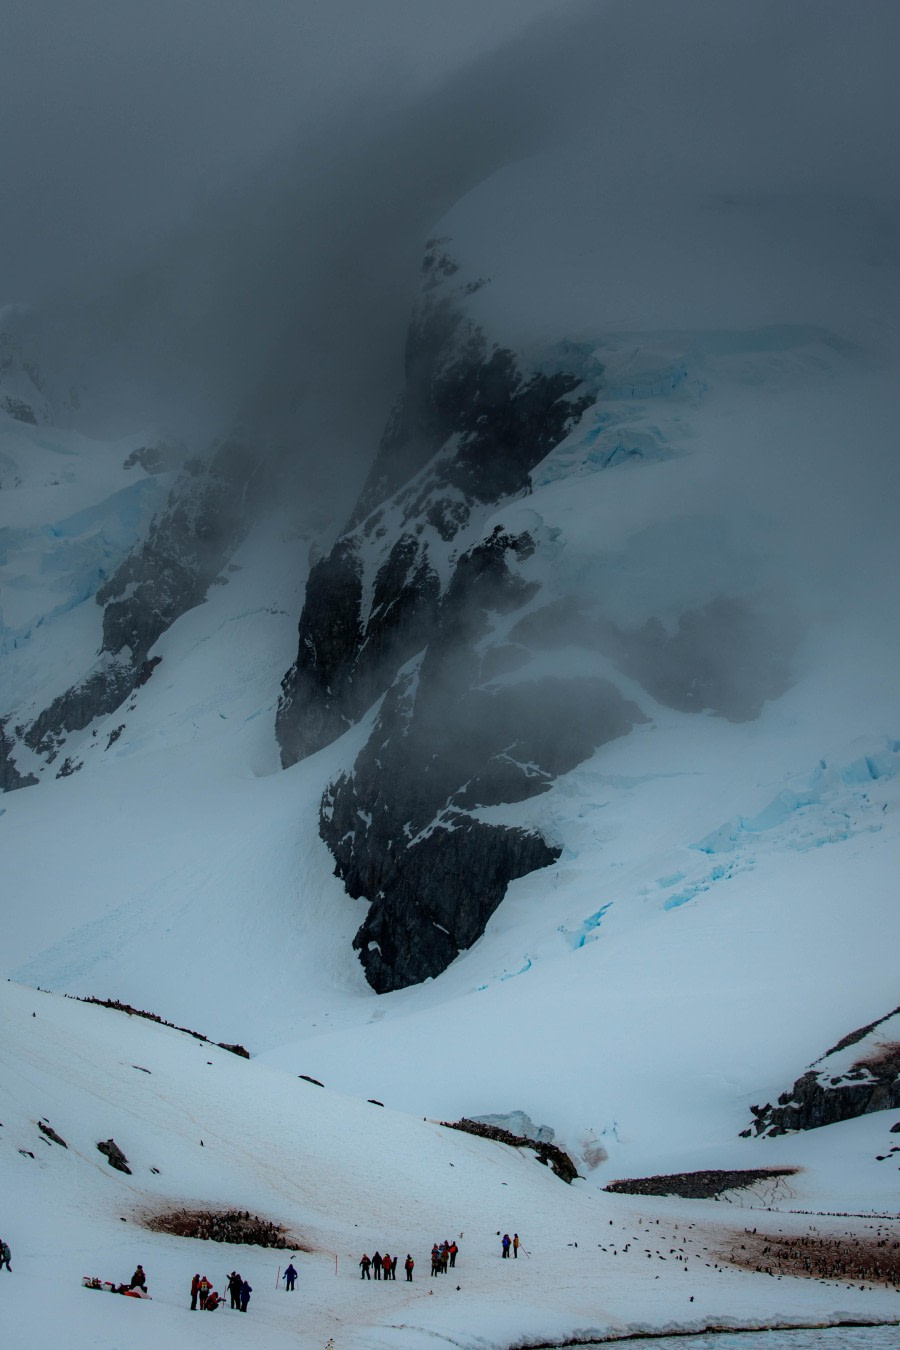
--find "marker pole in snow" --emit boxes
[276,1265,281,1290]
[334,1253,338,1276]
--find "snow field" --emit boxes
[2,980,898,1350]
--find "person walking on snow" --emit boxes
[404,1254,414,1281]
[359,1253,371,1279]
[283,1262,297,1291]
[0,1239,11,1271]
[372,1249,382,1280]
[501,1234,511,1258]
[239,1278,252,1312]
[513,1233,520,1258]
[190,1273,201,1309]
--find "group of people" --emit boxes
[500,1233,521,1258]
[430,1240,458,1275]
[190,1271,251,1311]
[358,1251,411,1280]
[359,1240,459,1281]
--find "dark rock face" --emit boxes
[0,717,38,791]
[276,251,656,991]
[97,440,263,664]
[441,1117,580,1183]
[746,1006,900,1136]
[276,251,593,767]
[319,525,643,991]
[2,439,263,783]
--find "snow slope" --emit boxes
[2,979,897,1350]
[2,10,900,1344]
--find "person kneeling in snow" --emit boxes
[206,1289,221,1310]
[129,1264,147,1293]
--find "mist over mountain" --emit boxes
[1,7,899,1344]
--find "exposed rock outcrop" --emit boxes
[745,1006,900,1136]
[441,1117,579,1183]
[278,249,618,991]
[2,439,264,781]
[97,1138,131,1173]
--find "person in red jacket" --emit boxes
[382,1252,392,1280]
[404,1254,414,1282]
[198,1274,211,1308]
[190,1273,201,1310]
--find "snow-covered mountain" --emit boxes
[2,3,899,1345]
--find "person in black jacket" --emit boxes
[359,1253,371,1279]
[239,1278,252,1312]
[372,1249,382,1280]
[228,1272,242,1308]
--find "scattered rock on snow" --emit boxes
[38,1120,67,1147]
[97,1139,132,1174]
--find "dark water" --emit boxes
[570,1327,899,1350]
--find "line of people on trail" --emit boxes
[359,1239,459,1282]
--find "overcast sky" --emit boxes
[0,0,570,303]
[2,0,898,498]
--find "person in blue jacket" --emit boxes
[239,1278,252,1311]
[283,1262,297,1291]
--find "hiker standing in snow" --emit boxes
[198,1274,211,1308]
[190,1272,201,1309]
[513,1233,520,1258]
[0,1239,10,1271]
[228,1271,242,1308]
[359,1253,371,1279]
[130,1264,147,1292]
[404,1254,414,1281]
[372,1249,382,1280]
[382,1252,392,1280]
[449,1240,458,1268]
[430,1244,440,1276]
[283,1262,297,1291]
[501,1233,511,1258]
[239,1278,252,1312]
